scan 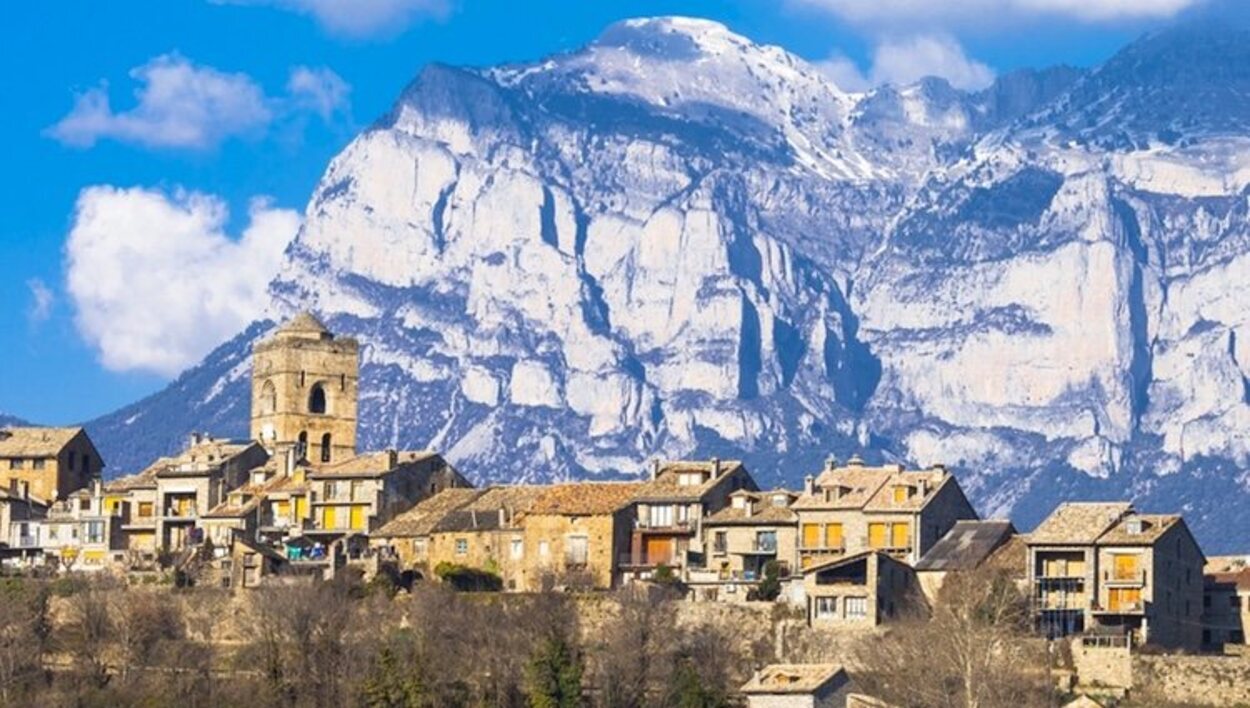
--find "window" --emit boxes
[32,458,46,470]
[893,486,910,503]
[309,384,327,414]
[321,433,332,463]
[845,597,868,619]
[1232,595,1241,609]
[455,539,468,555]
[259,380,277,416]
[68,452,76,470]
[650,505,674,527]
[325,481,339,499]
[756,530,777,553]
[79,497,91,511]
[772,494,788,507]
[86,521,104,544]
[815,596,837,619]
[539,541,550,558]
[678,472,703,486]
[713,531,727,554]
[9,459,22,469]
[412,538,427,554]
[802,523,820,548]
[298,431,308,457]
[81,455,90,473]
[138,502,153,518]
[48,526,58,540]
[350,480,362,501]
[510,538,523,559]
[868,523,887,549]
[566,535,589,567]
[825,523,843,549]
[891,522,910,549]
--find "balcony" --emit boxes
[1093,600,1146,615]
[1103,569,1147,586]
[618,553,676,569]
[15,535,40,549]
[635,519,695,533]
[163,507,198,520]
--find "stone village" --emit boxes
[2,314,1249,705]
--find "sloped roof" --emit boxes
[1026,502,1132,545]
[0,486,49,507]
[916,520,1016,571]
[105,465,161,492]
[307,451,439,479]
[1206,568,1250,592]
[374,488,484,537]
[863,470,954,512]
[1097,513,1181,546]
[0,427,83,457]
[792,465,895,511]
[740,664,846,695]
[277,311,328,336]
[704,493,797,526]
[203,495,262,519]
[634,459,751,502]
[433,485,547,532]
[528,482,646,516]
[156,438,258,477]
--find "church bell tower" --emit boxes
[250,312,359,464]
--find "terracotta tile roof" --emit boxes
[791,464,896,511]
[156,439,258,477]
[374,488,484,537]
[307,451,439,479]
[203,496,262,519]
[434,485,547,532]
[0,427,83,458]
[704,493,797,525]
[0,487,49,507]
[105,465,161,492]
[634,459,752,502]
[1026,502,1132,545]
[916,520,1016,571]
[1097,513,1181,545]
[740,664,846,694]
[527,482,646,516]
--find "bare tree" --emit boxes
[61,577,117,690]
[0,579,50,705]
[593,584,680,708]
[853,565,1050,708]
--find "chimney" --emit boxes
[189,432,202,448]
[92,476,103,498]
[651,458,661,481]
[498,508,507,527]
[803,474,815,496]
[285,445,297,476]
[848,454,864,467]
[824,455,837,472]
[744,497,754,518]
[387,448,398,469]
[711,457,721,477]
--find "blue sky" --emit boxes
[0,0,1206,425]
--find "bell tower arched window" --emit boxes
[309,384,327,414]
[298,431,308,459]
[321,433,332,463]
[259,380,276,416]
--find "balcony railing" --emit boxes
[636,519,694,531]
[1103,569,1147,585]
[16,536,39,548]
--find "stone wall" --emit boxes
[1133,654,1250,706]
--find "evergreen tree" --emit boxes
[524,635,583,708]
[361,644,424,708]
[666,658,728,708]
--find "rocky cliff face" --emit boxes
[88,17,1250,550]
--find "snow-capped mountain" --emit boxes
[88,17,1250,551]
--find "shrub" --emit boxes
[434,562,503,592]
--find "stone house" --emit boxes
[151,435,269,553]
[35,479,127,572]
[0,484,48,564]
[105,465,161,561]
[791,456,977,571]
[693,489,799,601]
[199,447,318,548]
[520,482,645,591]
[370,487,485,577]
[1027,502,1205,650]
[802,551,923,628]
[425,485,547,589]
[250,312,359,465]
[621,459,758,582]
[914,519,1017,603]
[1201,556,1250,650]
[740,663,854,708]
[306,450,469,538]
[0,426,102,502]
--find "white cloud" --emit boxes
[47,54,272,150]
[287,66,351,120]
[65,186,300,376]
[221,0,450,37]
[47,55,353,151]
[796,0,1204,27]
[820,35,995,91]
[25,279,54,324]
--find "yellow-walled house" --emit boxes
[0,426,103,502]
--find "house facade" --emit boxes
[620,459,758,582]
[519,482,644,591]
[802,551,922,628]
[792,456,977,571]
[1027,502,1205,650]
[0,426,102,502]
[693,489,799,601]
[740,664,854,708]
[306,450,468,537]
[1201,557,1250,650]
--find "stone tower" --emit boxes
[250,312,359,464]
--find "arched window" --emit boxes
[309,384,327,414]
[298,431,308,459]
[321,433,332,463]
[259,380,277,416]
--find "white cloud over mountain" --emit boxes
[47,55,349,151]
[65,186,299,375]
[796,0,1205,26]
[821,35,995,91]
[220,0,449,37]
